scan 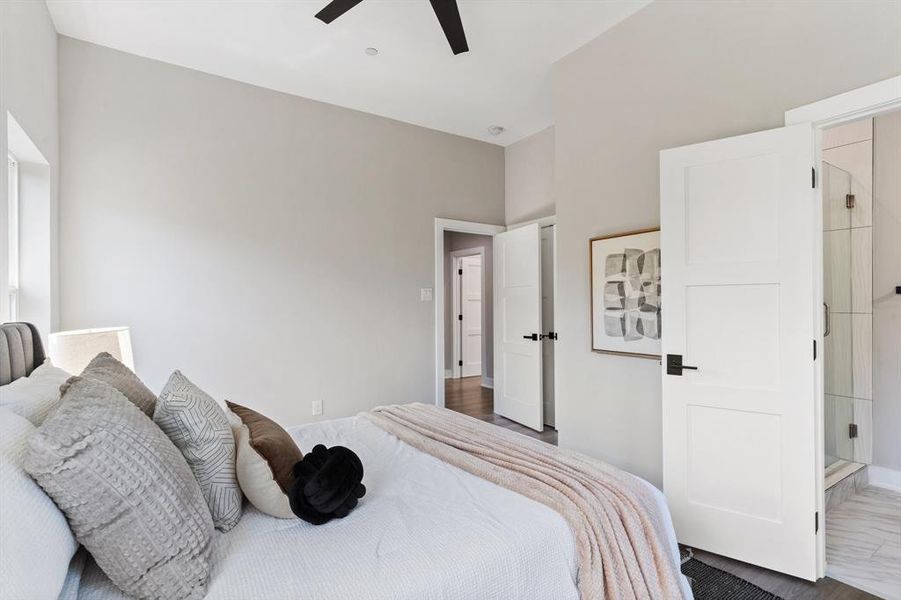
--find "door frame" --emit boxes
[507,214,557,231]
[450,246,486,379]
[785,74,901,579]
[434,218,505,407]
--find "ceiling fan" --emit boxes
[314,0,469,55]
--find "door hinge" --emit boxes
[458,360,463,367]
[815,511,819,534]
[458,268,462,275]
[849,423,858,439]
[458,314,463,321]
[812,167,816,189]
[846,193,856,209]
[813,340,817,360]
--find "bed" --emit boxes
[1,323,692,599]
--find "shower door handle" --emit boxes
[824,302,831,337]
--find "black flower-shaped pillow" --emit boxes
[289,444,366,525]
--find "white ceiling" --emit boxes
[46,0,650,145]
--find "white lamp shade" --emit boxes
[48,327,134,375]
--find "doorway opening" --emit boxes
[818,111,901,600]
[785,75,901,590]
[433,218,504,409]
[433,217,557,444]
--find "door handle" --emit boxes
[824,302,831,337]
[666,354,699,376]
[523,333,539,341]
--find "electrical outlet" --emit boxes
[311,400,323,416]
[420,287,433,302]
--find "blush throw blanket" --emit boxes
[363,403,685,600]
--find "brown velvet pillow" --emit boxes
[226,401,303,518]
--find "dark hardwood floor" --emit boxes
[444,376,557,445]
[446,377,873,600]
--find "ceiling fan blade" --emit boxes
[428,0,469,55]
[315,0,364,24]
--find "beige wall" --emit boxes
[553,0,901,487]
[505,126,555,225]
[872,110,901,471]
[0,1,59,330]
[443,231,493,379]
[58,38,504,426]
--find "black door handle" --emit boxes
[523,333,539,341]
[666,354,699,376]
[545,331,558,340]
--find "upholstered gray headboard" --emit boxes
[0,322,46,385]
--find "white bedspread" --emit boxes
[69,416,691,599]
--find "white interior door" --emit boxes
[661,123,818,580]
[460,255,482,377]
[541,225,555,427]
[494,223,543,431]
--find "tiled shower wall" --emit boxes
[823,119,873,465]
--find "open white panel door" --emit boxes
[661,123,818,580]
[494,223,543,431]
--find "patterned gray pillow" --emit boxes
[74,352,157,416]
[25,376,213,600]
[154,370,242,531]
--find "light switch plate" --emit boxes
[311,400,323,416]
[420,287,433,302]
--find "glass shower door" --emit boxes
[823,162,854,468]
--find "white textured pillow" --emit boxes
[0,361,71,425]
[0,407,78,599]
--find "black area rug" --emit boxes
[681,558,785,600]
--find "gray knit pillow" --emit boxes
[154,370,242,531]
[74,352,157,416]
[25,376,213,600]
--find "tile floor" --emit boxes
[826,485,901,600]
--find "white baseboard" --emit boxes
[481,376,493,389]
[867,465,901,491]
[444,369,453,379]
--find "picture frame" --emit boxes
[589,227,661,359]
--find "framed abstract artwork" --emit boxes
[590,227,661,359]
